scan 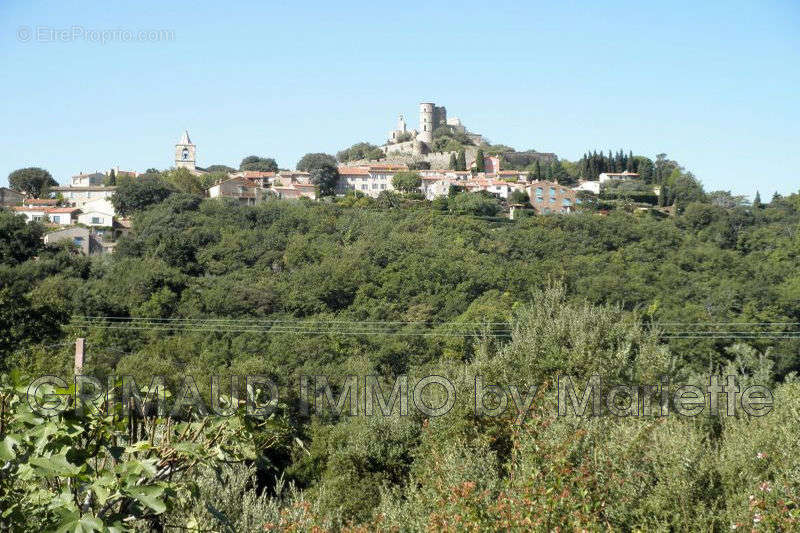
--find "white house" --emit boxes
[70,172,106,187]
[598,171,639,184]
[336,166,398,197]
[12,206,80,225]
[77,198,116,227]
[51,171,116,208]
[573,180,601,195]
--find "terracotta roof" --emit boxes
[338,167,370,175]
[240,171,276,178]
[47,207,80,213]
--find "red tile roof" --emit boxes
[338,167,370,175]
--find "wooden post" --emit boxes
[74,338,85,376]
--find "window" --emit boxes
[361,185,367,191]
[91,217,102,224]
[549,187,556,196]
[536,197,543,202]
[74,237,84,245]
[51,216,60,223]
[182,148,189,160]
[562,198,572,206]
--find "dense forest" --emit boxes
[2,185,800,530]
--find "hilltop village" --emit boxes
[2,102,697,255]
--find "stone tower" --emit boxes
[175,130,196,171]
[419,102,435,145]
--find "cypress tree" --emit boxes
[449,153,457,170]
[753,190,762,209]
[658,184,667,207]
[535,159,542,181]
[457,150,466,171]
[475,149,485,172]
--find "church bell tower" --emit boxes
[175,130,196,171]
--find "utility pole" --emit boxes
[74,338,85,376]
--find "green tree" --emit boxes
[310,164,340,197]
[104,169,116,186]
[205,164,236,173]
[753,190,762,209]
[166,168,205,195]
[457,150,467,171]
[658,184,668,207]
[239,155,278,172]
[391,171,422,194]
[549,160,574,186]
[509,189,530,204]
[111,175,176,216]
[0,210,43,265]
[475,149,485,172]
[449,153,458,170]
[8,167,57,197]
[337,142,384,162]
[297,153,338,172]
[448,191,500,216]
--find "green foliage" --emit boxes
[475,149,485,172]
[204,164,236,173]
[447,191,500,216]
[8,167,58,197]
[4,184,800,529]
[509,189,529,204]
[0,210,43,265]
[309,164,340,197]
[391,171,422,194]
[456,150,467,171]
[165,168,205,195]
[337,142,384,162]
[296,153,337,172]
[111,175,176,217]
[239,155,278,173]
[0,373,282,531]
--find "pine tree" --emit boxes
[475,149,485,172]
[658,184,667,207]
[753,190,762,209]
[449,153,457,170]
[457,150,466,171]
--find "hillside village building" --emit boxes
[527,181,578,214]
[43,226,112,256]
[12,206,81,225]
[52,171,116,208]
[599,171,639,183]
[0,187,24,207]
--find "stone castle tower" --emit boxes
[175,130,196,171]
[418,103,435,144]
[418,102,447,146]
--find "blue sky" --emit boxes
[0,0,798,197]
